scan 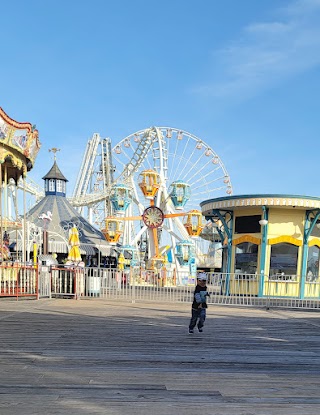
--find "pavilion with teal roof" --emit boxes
[201,194,320,300]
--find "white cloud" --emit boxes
[193,0,320,100]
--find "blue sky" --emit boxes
[2,0,320,199]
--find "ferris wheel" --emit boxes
[106,126,232,271]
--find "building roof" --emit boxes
[42,161,68,181]
[201,194,320,214]
[26,194,113,255]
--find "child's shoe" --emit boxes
[198,327,203,333]
[188,329,194,334]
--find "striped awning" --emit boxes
[12,240,100,256]
[79,244,97,256]
[96,245,112,256]
[49,240,68,253]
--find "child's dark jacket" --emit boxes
[191,285,209,309]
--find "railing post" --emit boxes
[265,276,271,310]
[36,264,40,300]
[131,267,135,303]
[224,241,232,296]
[74,269,78,300]
[299,241,308,300]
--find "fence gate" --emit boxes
[38,264,51,298]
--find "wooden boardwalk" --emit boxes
[0,298,319,415]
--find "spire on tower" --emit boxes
[49,148,61,161]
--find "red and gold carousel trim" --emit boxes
[0,107,34,132]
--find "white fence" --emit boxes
[79,268,320,309]
[24,266,320,309]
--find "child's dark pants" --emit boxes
[189,308,206,330]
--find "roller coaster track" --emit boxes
[17,177,44,200]
[116,127,156,182]
[70,127,157,208]
[72,133,101,201]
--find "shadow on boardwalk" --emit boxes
[0,298,319,415]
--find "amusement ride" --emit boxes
[0,107,41,262]
[69,126,233,280]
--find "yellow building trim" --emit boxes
[268,235,302,246]
[232,235,261,246]
[308,238,320,248]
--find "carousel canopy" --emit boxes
[0,107,41,182]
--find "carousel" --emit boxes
[0,107,40,257]
[0,107,41,297]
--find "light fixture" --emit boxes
[259,219,268,226]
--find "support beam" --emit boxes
[300,209,320,299]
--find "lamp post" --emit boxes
[258,207,269,297]
[39,211,52,255]
[29,224,41,266]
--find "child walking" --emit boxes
[188,273,210,334]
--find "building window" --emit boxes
[56,180,63,192]
[307,245,320,282]
[234,215,261,234]
[269,243,298,280]
[234,242,258,275]
[49,179,55,192]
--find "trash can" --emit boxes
[88,275,101,296]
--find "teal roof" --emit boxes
[200,194,320,206]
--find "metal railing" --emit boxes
[4,265,319,309]
[50,267,84,299]
[80,269,320,309]
[0,264,38,299]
